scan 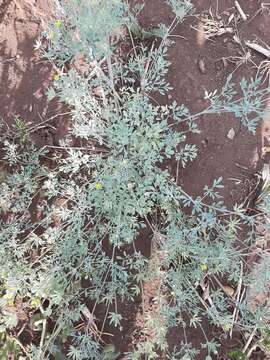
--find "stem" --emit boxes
[11,336,28,355]
[243,326,258,353]
[235,1,247,21]
[141,42,155,92]
[245,41,270,58]
[40,319,47,349]
[230,262,243,338]
[106,45,121,110]
[38,306,47,359]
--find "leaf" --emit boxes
[47,87,56,101]
[3,313,18,329]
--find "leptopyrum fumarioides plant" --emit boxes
[0,0,270,359]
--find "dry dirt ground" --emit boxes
[0,0,270,359]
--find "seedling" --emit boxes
[14,118,30,144]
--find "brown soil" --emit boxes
[127,1,270,358]
[0,0,270,359]
[0,0,68,147]
[135,0,270,210]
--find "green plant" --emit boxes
[259,327,270,353]
[0,0,270,359]
[0,331,22,360]
[227,348,246,360]
[14,118,30,145]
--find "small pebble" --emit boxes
[198,58,207,74]
[202,139,208,147]
[222,58,228,69]
[227,128,235,140]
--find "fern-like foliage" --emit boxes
[0,0,269,359]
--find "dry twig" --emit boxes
[243,326,258,354]
[245,41,270,58]
[194,12,234,40]
[234,1,247,21]
[257,60,270,86]
[230,262,243,338]
[75,306,112,343]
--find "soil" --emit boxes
[134,0,270,210]
[0,0,68,147]
[0,0,270,359]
